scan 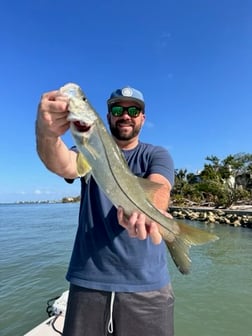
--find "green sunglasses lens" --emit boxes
[111,106,124,116]
[127,107,140,117]
[110,105,141,117]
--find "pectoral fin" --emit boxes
[76,152,92,177]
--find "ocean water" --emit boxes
[0,203,252,336]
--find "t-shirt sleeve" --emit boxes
[147,146,174,186]
[64,146,79,184]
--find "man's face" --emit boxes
[107,100,145,141]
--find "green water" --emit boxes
[170,222,252,335]
[0,203,251,335]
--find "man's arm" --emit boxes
[36,90,78,179]
[147,173,171,210]
[117,143,174,244]
[117,172,172,245]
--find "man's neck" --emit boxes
[114,137,139,150]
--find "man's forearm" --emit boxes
[148,173,171,210]
[36,123,77,179]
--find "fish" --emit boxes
[59,82,219,274]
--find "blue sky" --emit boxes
[0,0,251,203]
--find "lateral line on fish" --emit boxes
[95,125,177,235]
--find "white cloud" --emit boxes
[15,191,27,195]
[144,121,155,129]
[34,189,55,195]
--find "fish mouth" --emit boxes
[72,121,91,133]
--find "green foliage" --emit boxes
[172,152,252,208]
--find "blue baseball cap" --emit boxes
[107,86,145,110]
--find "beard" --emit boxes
[108,119,142,141]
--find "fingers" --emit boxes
[158,208,173,219]
[117,206,127,226]
[40,90,68,114]
[117,207,138,238]
[37,90,70,137]
[118,207,146,239]
[148,222,162,245]
[128,212,148,239]
[117,207,162,244]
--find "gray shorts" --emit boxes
[62,283,174,336]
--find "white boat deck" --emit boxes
[24,314,65,335]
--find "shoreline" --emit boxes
[169,205,252,215]
[169,205,252,228]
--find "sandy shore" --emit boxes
[229,205,252,211]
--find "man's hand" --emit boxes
[36,90,78,179]
[36,90,70,138]
[117,206,173,245]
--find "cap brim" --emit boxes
[107,97,145,109]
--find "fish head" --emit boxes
[59,83,97,137]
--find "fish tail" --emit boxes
[162,221,219,274]
[165,237,191,274]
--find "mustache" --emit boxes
[116,120,135,127]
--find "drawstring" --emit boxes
[107,291,115,334]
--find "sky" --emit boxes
[0,0,251,203]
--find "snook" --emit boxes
[59,83,219,274]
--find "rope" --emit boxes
[107,291,115,334]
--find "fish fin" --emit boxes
[76,152,92,177]
[160,221,219,274]
[176,221,219,246]
[164,236,192,274]
[137,177,164,203]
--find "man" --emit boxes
[36,85,175,336]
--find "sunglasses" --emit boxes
[110,105,142,118]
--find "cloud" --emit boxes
[34,189,55,195]
[144,121,155,129]
[14,191,27,195]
